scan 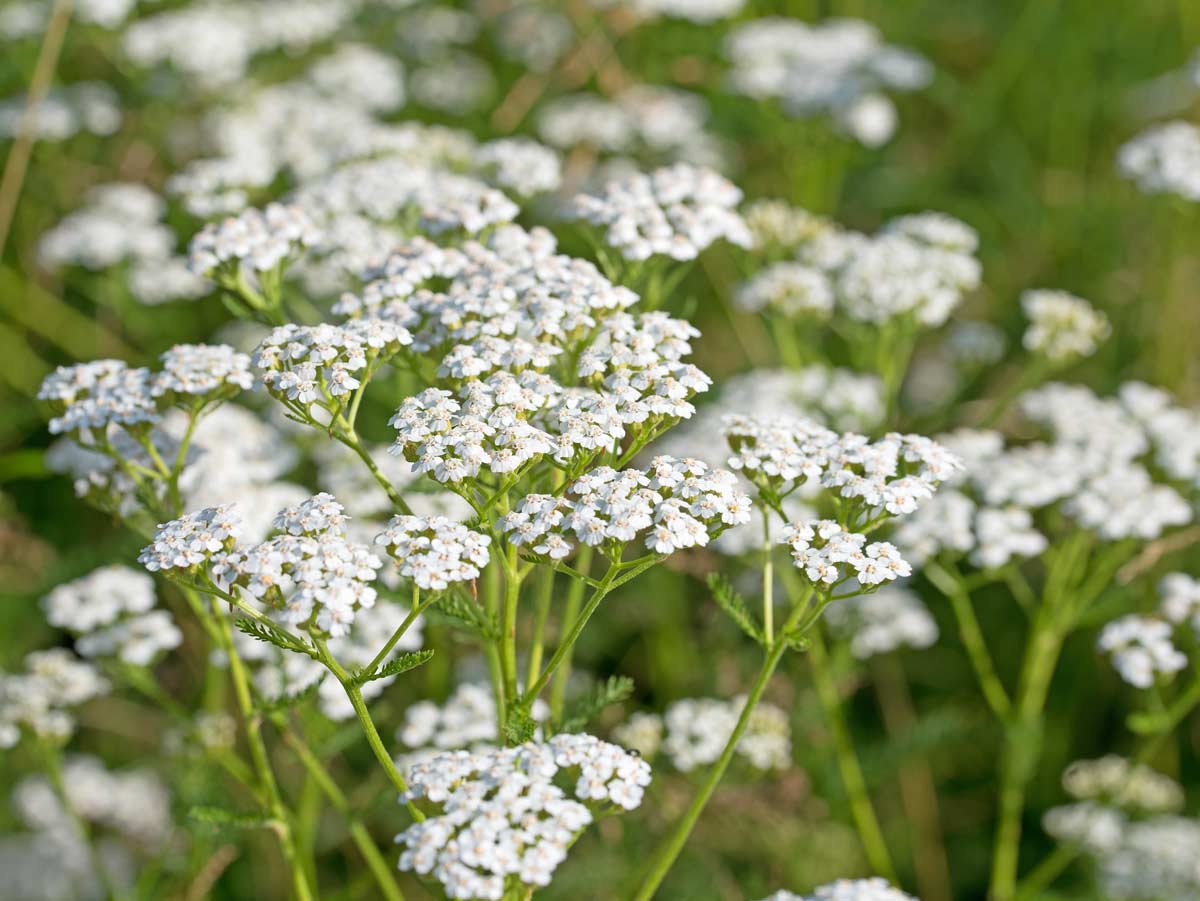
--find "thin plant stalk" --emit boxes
[279,724,406,901]
[806,623,898,882]
[43,743,123,901]
[211,600,315,901]
[312,636,425,823]
[0,0,72,257]
[871,655,952,901]
[631,588,813,900]
[549,546,592,720]
[924,560,1012,718]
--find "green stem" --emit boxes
[989,609,1063,901]
[361,585,427,677]
[312,636,425,822]
[924,560,1012,718]
[761,507,775,646]
[632,594,811,900]
[527,558,619,708]
[334,429,413,515]
[526,568,556,690]
[807,624,898,882]
[212,600,315,901]
[279,724,406,901]
[1016,672,1200,899]
[549,546,592,720]
[500,543,522,720]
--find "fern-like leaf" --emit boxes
[352,650,434,686]
[707,573,765,645]
[257,678,324,713]
[559,675,635,733]
[235,618,313,656]
[504,706,538,745]
[189,805,276,830]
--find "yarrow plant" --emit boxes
[13,7,1200,900]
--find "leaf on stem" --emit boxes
[235,618,312,656]
[504,706,539,745]
[559,675,635,733]
[256,678,324,713]
[189,805,277,830]
[426,592,499,639]
[351,649,435,686]
[707,573,765,646]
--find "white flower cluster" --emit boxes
[782,520,911,587]
[759,879,917,901]
[39,345,252,440]
[253,320,412,410]
[538,87,719,165]
[397,734,651,899]
[1159,572,1200,633]
[1117,121,1200,202]
[742,200,834,254]
[474,138,563,197]
[1098,816,1200,899]
[307,43,406,112]
[338,228,639,366]
[660,695,791,771]
[568,164,752,261]
[42,566,182,666]
[140,495,383,637]
[123,1,353,88]
[1062,755,1184,813]
[725,416,962,516]
[295,157,518,237]
[895,383,1199,565]
[792,214,982,327]
[1097,616,1187,688]
[15,754,172,848]
[616,0,745,23]
[1020,289,1111,362]
[398,682,549,757]
[38,183,174,271]
[188,203,323,277]
[892,481,1049,571]
[390,376,560,485]
[0,650,110,748]
[652,367,885,474]
[735,262,835,319]
[375,515,492,591]
[725,17,932,146]
[1042,802,1126,853]
[502,456,751,559]
[611,711,665,759]
[824,585,938,658]
[0,82,120,141]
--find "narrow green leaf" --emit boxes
[425,592,498,639]
[235,618,311,656]
[560,675,635,733]
[352,649,434,686]
[707,573,765,645]
[188,805,276,830]
[257,678,324,713]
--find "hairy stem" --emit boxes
[549,546,592,719]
